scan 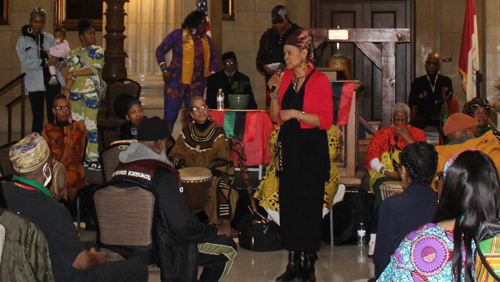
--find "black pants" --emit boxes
[29,69,61,134]
[198,235,238,282]
[82,242,149,282]
[411,112,441,132]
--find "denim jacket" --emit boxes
[16,32,66,92]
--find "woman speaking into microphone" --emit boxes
[265,29,335,282]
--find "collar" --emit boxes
[12,174,53,198]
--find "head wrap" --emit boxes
[137,117,170,141]
[9,133,50,174]
[463,97,491,116]
[114,94,141,119]
[30,7,46,21]
[271,5,289,21]
[442,113,479,136]
[443,149,477,179]
[222,52,237,63]
[285,29,315,66]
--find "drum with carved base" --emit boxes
[178,167,213,213]
[380,181,407,201]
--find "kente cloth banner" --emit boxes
[459,0,480,102]
[221,111,258,142]
[197,0,212,37]
[331,81,356,126]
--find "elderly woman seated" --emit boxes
[169,97,238,236]
[365,102,427,255]
[463,97,500,137]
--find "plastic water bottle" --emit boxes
[217,88,224,110]
[357,222,366,246]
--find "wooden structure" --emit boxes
[102,0,129,83]
[311,28,410,127]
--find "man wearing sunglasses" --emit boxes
[409,53,453,136]
[256,5,301,106]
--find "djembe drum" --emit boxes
[380,181,407,201]
[178,167,213,213]
[51,160,67,200]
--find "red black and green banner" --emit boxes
[221,111,258,142]
[331,81,356,126]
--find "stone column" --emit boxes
[102,0,129,83]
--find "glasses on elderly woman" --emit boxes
[473,110,489,116]
[272,19,284,25]
[193,105,207,111]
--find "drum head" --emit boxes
[110,140,133,151]
[51,161,67,200]
[178,167,212,180]
[381,181,407,189]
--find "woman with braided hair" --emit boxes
[371,141,439,280]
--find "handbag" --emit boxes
[237,210,282,252]
[475,221,500,281]
[81,48,106,104]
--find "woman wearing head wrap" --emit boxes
[17,7,65,135]
[463,97,500,137]
[259,29,337,282]
[64,18,105,171]
[155,10,218,132]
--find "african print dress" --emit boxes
[378,223,476,282]
[169,121,238,220]
[365,126,427,208]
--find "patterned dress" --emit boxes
[155,29,218,130]
[169,121,238,220]
[365,126,427,208]
[67,45,105,162]
[378,223,476,282]
[42,121,87,200]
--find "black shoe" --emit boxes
[276,251,302,281]
[302,253,316,282]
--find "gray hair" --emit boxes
[392,103,410,122]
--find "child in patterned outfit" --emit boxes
[46,27,70,85]
[64,18,104,171]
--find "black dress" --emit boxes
[278,70,330,252]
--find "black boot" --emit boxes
[276,251,302,281]
[302,253,316,282]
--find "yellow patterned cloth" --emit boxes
[254,125,340,212]
[182,29,211,84]
[9,133,50,174]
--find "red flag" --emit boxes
[459,0,480,101]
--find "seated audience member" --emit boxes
[463,97,500,137]
[111,116,237,281]
[4,133,148,282]
[42,94,86,201]
[0,182,54,281]
[378,150,500,281]
[365,103,427,255]
[433,113,500,190]
[114,93,145,141]
[169,97,240,236]
[372,142,438,280]
[206,51,258,109]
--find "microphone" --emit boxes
[271,63,286,93]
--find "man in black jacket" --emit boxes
[409,53,453,133]
[256,5,301,105]
[206,51,257,109]
[111,116,237,282]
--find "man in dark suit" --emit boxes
[206,51,258,109]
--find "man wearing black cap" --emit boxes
[206,51,257,109]
[256,5,301,105]
[111,116,237,282]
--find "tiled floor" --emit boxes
[81,230,375,282]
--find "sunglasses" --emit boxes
[272,19,284,25]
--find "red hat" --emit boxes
[443,113,479,136]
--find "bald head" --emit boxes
[425,53,441,75]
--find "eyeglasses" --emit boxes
[55,106,70,111]
[473,111,489,116]
[224,61,236,66]
[426,61,440,66]
[192,105,207,111]
[272,19,284,25]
